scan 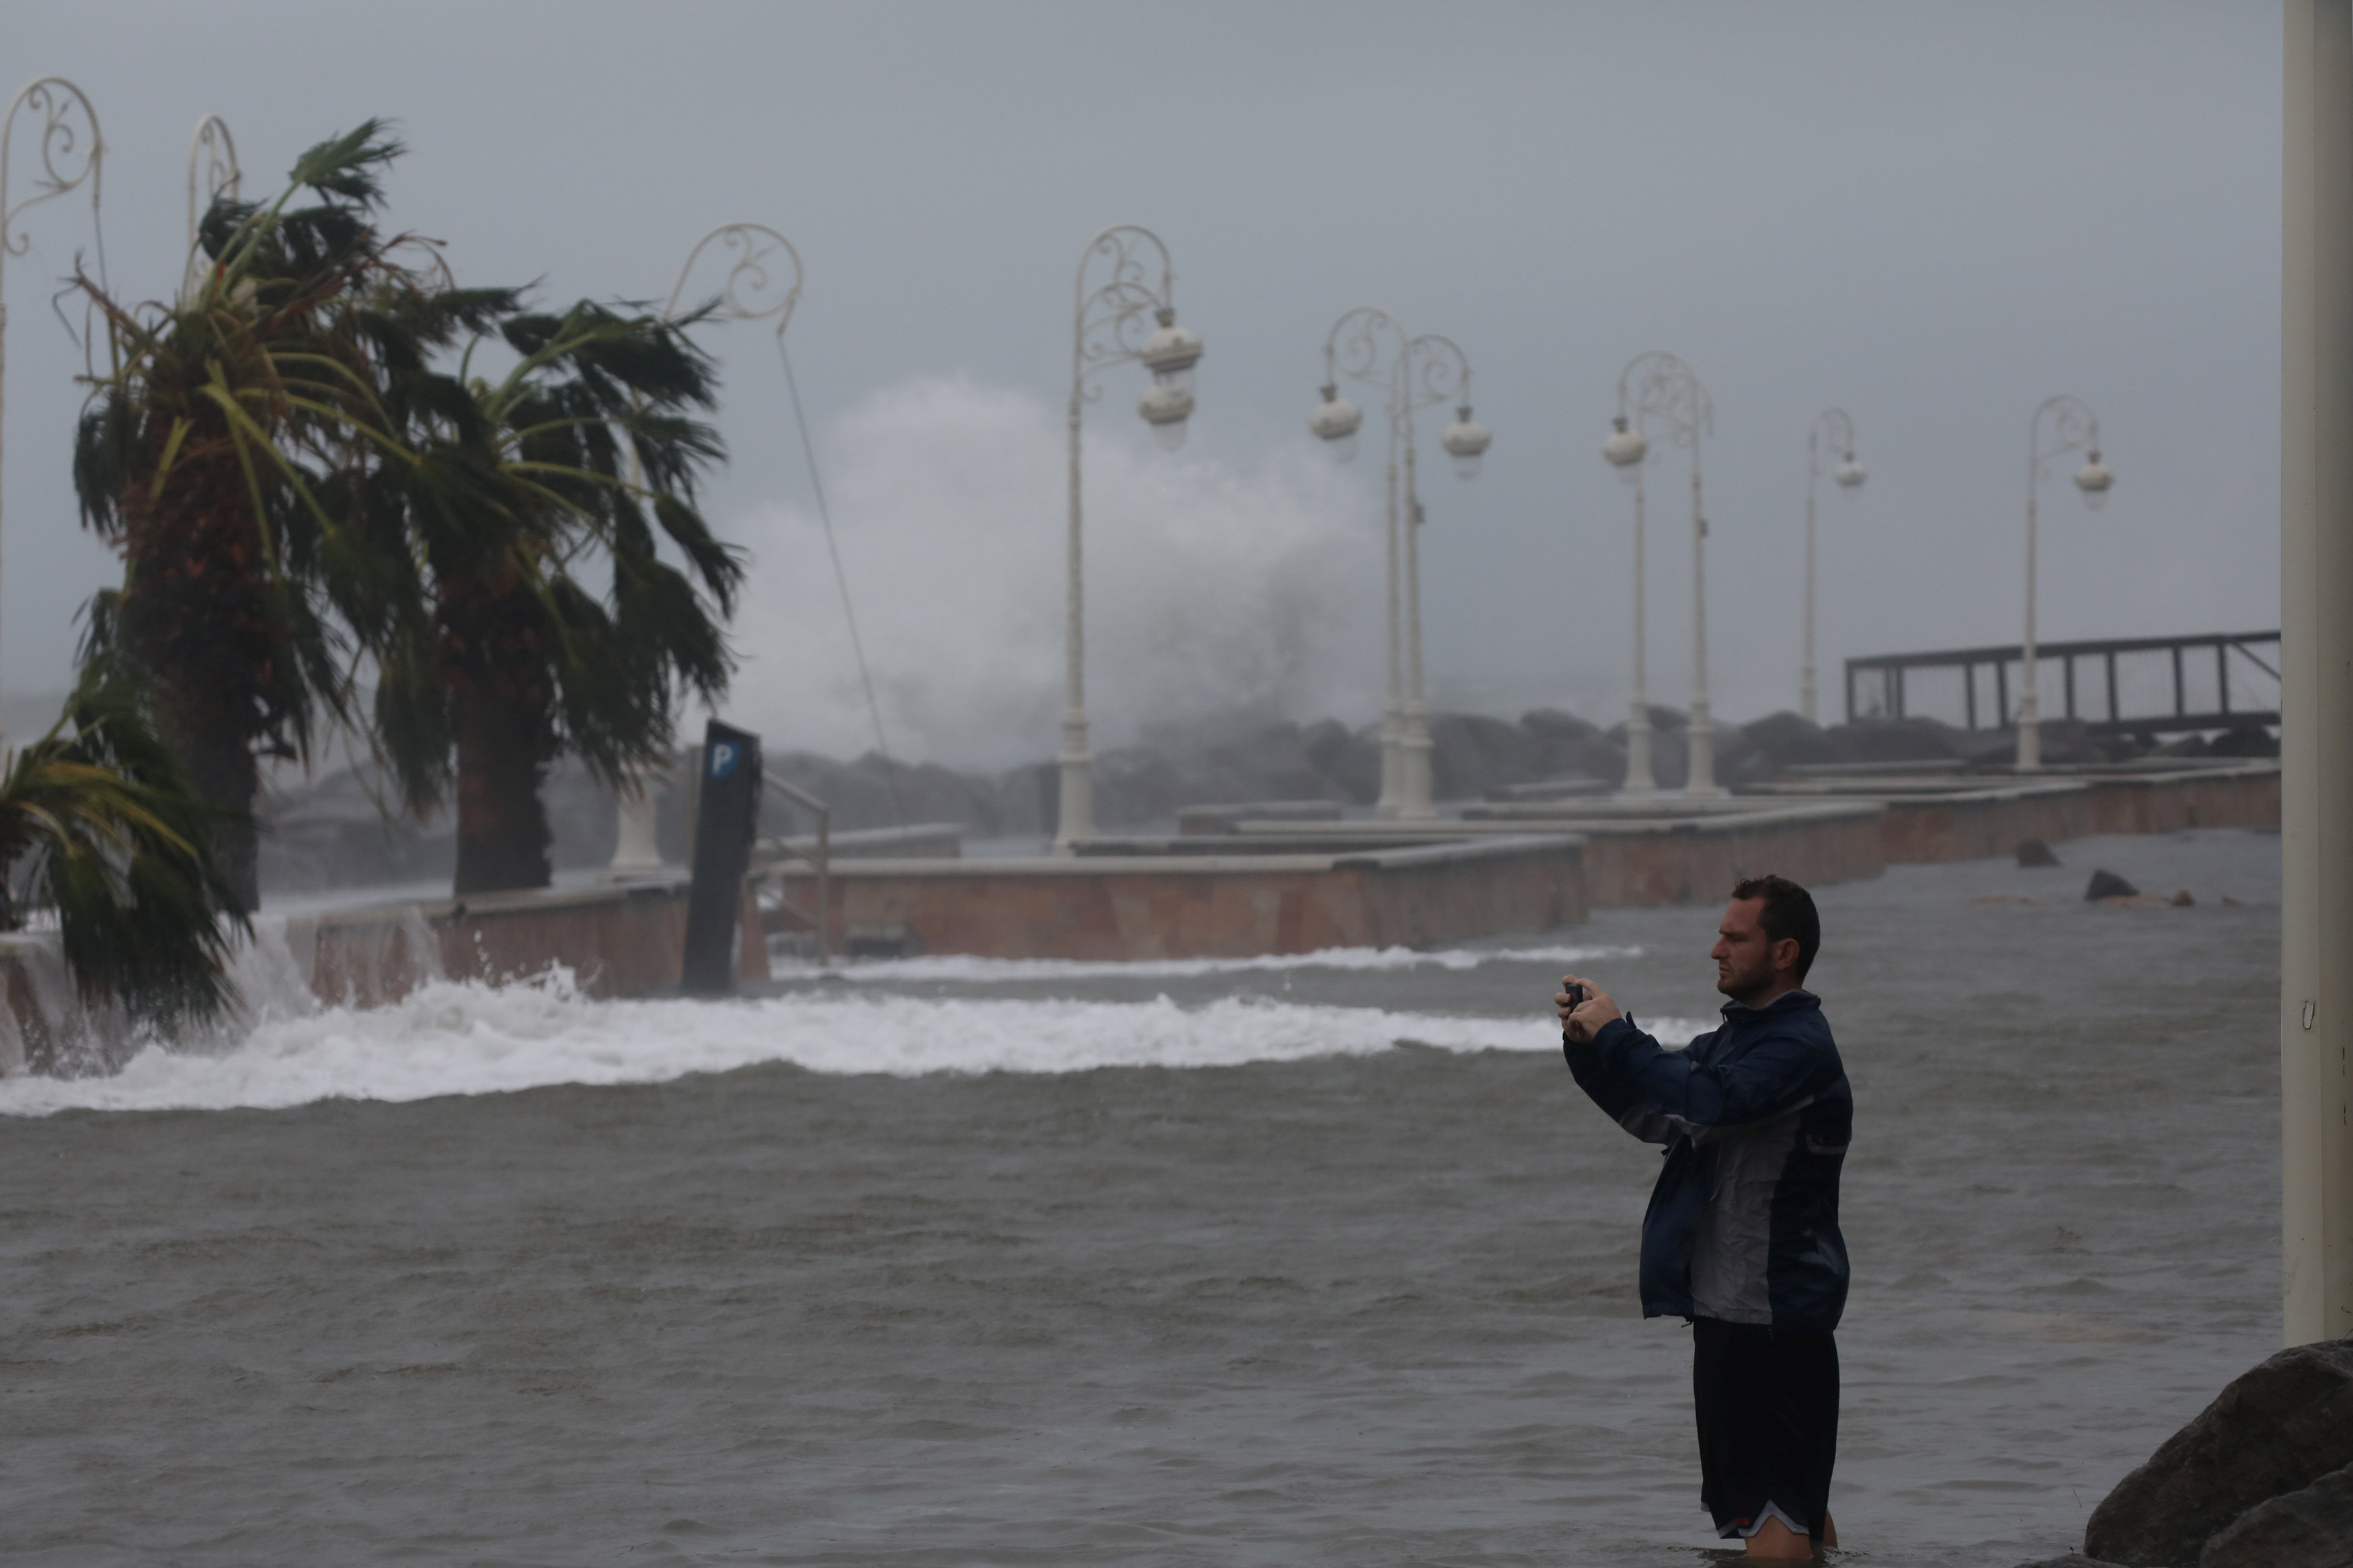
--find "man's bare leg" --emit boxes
[1743,1516,1814,1561]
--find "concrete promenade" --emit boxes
[293,759,2278,989]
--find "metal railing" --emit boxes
[754,776,830,967]
[1844,630,2280,736]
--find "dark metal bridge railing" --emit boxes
[1843,630,2280,735]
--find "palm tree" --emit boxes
[366,299,742,894]
[71,122,453,911]
[0,669,247,1030]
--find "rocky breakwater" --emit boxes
[2013,1338,2353,1568]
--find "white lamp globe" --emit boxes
[1834,454,1866,493]
[1139,308,1203,397]
[1603,415,1648,486]
[1139,381,1193,451]
[1310,384,1363,464]
[2075,452,2114,512]
[1441,406,1491,481]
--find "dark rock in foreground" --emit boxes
[2085,869,2141,901]
[2082,1339,2353,1565]
[2018,838,2062,867]
[2200,1460,2353,1567]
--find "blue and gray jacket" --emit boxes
[1564,990,1851,1333]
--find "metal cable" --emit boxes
[776,337,904,826]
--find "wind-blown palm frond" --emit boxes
[70,122,491,909]
[0,670,249,1028]
[368,298,743,893]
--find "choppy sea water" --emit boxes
[0,830,2280,1566]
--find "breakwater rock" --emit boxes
[2011,1338,2353,1567]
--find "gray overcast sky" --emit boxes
[0,2,2281,766]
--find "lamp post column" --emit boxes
[1398,433,1433,817]
[1055,226,1200,850]
[1687,443,1720,796]
[1058,388,1095,844]
[1802,432,1821,725]
[1378,417,1404,815]
[1629,470,1654,792]
[610,224,806,880]
[1603,414,1656,792]
[1800,411,1866,725]
[1308,313,1484,820]
[0,77,104,710]
[2020,469,2042,770]
[2018,395,2110,773]
[1398,337,1487,819]
[1614,354,1714,798]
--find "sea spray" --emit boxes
[724,376,1386,767]
[807,942,1646,984]
[0,954,1710,1116]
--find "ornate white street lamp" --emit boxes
[185,113,239,287]
[2018,394,2114,771]
[1601,413,1653,792]
[608,224,807,880]
[1310,308,1486,819]
[1800,407,1866,724]
[1608,352,1717,796]
[0,76,103,704]
[1058,225,1200,848]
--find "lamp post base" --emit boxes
[1624,705,1656,796]
[604,755,670,879]
[1397,702,1437,820]
[1685,713,1725,799]
[1053,712,1094,852]
[1375,702,1405,819]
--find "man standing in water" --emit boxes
[1556,875,1851,1563]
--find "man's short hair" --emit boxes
[1731,874,1821,983]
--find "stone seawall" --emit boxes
[1570,803,1886,907]
[766,835,1588,961]
[287,879,770,1009]
[1853,765,2279,864]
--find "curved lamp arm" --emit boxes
[1322,305,1409,407]
[1618,349,1712,447]
[186,114,239,256]
[2,77,103,275]
[1406,333,1472,413]
[1071,222,1174,399]
[665,221,803,336]
[1810,406,1856,472]
[2029,393,2100,475]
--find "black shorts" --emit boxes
[1690,1315,1839,1541]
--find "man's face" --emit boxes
[1712,897,1786,1005]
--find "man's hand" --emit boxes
[1556,974,1623,1045]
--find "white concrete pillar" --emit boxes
[606,757,668,879]
[2282,0,2353,1346]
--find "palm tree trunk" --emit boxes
[452,684,553,895]
[155,680,261,915]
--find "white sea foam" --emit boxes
[0,968,1711,1118]
[806,943,1643,984]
